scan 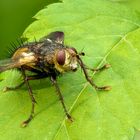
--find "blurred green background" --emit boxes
[0,0,58,59]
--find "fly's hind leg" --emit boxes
[20,69,48,127]
[3,71,48,92]
[20,68,37,127]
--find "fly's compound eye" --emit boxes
[70,47,77,54]
[56,50,66,65]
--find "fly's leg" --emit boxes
[2,69,48,126]
[83,67,111,90]
[21,68,37,127]
[86,64,111,73]
[51,76,73,122]
[3,72,48,92]
[77,57,111,91]
[20,72,48,127]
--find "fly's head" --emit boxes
[40,31,85,73]
[54,47,79,73]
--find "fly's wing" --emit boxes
[40,31,64,44]
[0,53,37,72]
[0,59,20,72]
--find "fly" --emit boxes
[0,31,111,127]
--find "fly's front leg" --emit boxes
[77,57,111,91]
[50,76,73,122]
[86,64,111,73]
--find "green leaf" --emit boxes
[0,0,140,139]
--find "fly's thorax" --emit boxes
[54,48,78,73]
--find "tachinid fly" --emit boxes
[0,31,111,127]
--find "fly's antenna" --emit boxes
[78,52,85,56]
[80,46,85,53]
[76,47,85,57]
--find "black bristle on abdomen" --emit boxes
[6,38,27,58]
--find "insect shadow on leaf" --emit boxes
[0,31,111,127]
